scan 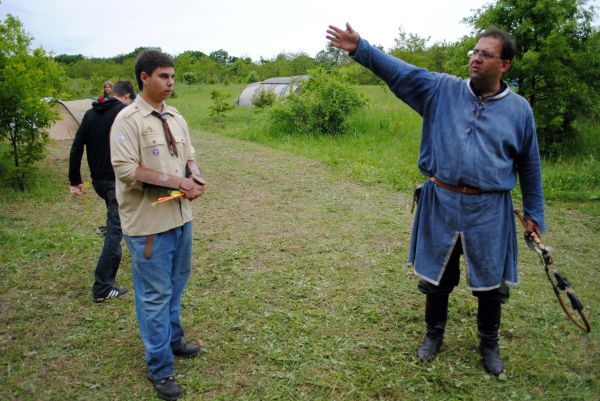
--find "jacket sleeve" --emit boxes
[68,110,90,185]
[517,110,546,233]
[350,38,439,116]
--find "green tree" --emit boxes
[315,46,349,67]
[0,15,66,190]
[466,0,599,155]
[182,71,198,87]
[209,90,234,119]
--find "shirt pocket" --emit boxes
[140,131,168,170]
[174,134,186,158]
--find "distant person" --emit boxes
[326,23,545,376]
[98,80,113,102]
[69,80,136,303]
[110,49,206,400]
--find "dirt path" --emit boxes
[192,131,414,277]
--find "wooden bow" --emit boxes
[514,209,591,333]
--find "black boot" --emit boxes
[477,298,504,376]
[417,294,449,362]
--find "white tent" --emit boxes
[236,75,308,108]
[48,99,93,140]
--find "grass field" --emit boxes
[1,83,599,400]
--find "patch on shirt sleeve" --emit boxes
[116,133,127,142]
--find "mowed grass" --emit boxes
[0,84,599,400]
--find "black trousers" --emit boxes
[418,237,509,303]
[91,180,123,298]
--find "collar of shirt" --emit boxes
[467,79,509,101]
[134,95,175,118]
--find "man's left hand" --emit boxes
[183,182,205,201]
[525,219,541,237]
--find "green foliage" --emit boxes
[251,87,277,109]
[270,72,367,136]
[209,89,234,119]
[393,25,430,53]
[246,70,260,83]
[0,15,65,190]
[467,0,600,156]
[183,71,198,87]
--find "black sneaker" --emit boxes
[93,287,128,303]
[172,341,205,358]
[149,376,182,401]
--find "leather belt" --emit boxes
[429,177,483,194]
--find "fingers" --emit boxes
[70,186,85,196]
[326,23,350,40]
[525,219,541,237]
[183,184,206,200]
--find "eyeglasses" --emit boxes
[467,49,503,60]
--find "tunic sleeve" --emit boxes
[350,38,439,115]
[516,111,546,233]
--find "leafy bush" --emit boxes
[251,88,277,109]
[209,90,234,119]
[246,71,260,83]
[270,72,366,135]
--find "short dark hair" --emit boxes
[135,49,174,91]
[478,27,516,61]
[111,80,136,101]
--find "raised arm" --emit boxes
[326,23,360,53]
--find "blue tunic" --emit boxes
[352,39,546,290]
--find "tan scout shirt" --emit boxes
[110,96,196,236]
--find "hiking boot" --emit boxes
[93,287,128,303]
[149,376,182,401]
[171,341,205,358]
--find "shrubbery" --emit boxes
[270,72,366,136]
[251,88,277,109]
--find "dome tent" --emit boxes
[236,75,308,108]
[48,99,93,140]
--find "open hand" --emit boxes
[326,23,360,53]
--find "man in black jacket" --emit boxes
[68,80,136,303]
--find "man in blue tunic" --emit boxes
[326,23,545,375]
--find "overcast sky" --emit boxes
[2,0,490,60]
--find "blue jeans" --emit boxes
[92,180,123,298]
[124,222,192,380]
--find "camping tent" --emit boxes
[236,75,308,108]
[48,99,93,140]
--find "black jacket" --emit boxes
[68,98,126,185]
